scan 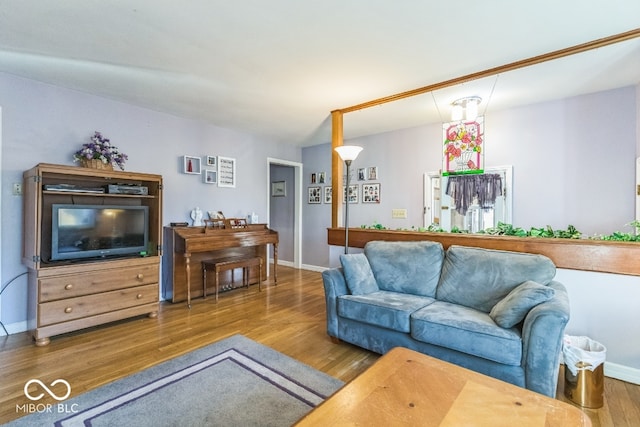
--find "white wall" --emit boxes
[0,72,301,332]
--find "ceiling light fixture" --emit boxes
[451,96,482,121]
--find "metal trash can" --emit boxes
[562,335,607,408]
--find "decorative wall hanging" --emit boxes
[362,183,381,203]
[367,166,378,180]
[324,186,332,203]
[204,169,217,184]
[206,156,217,167]
[217,156,236,187]
[343,184,359,204]
[183,155,202,175]
[318,172,326,184]
[442,117,484,176]
[272,181,286,197]
[308,186,322,204]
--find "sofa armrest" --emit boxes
[521,280,570,397]
[322,268,349,338]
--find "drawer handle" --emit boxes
[137,274,144,280]
[136,293,143,299]
[64,307,73,313]
[65,284,73,290]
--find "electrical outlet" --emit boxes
[391,208,407,219]
[13,183,23,196]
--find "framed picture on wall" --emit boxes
[358,168,367,181]
[362,183,380,203]
[308,186,321,204]
[206,156,217,167]
[217,156,236,187]
[203,169,217,184]
[343,184,359,204]
[272,181,286,197]
[324,186,332,203]
[183,155,201,175]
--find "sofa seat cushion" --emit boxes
[410,301,522,366]
[436,245,557,313]
[338,291,435,333]
[364,240,444,297]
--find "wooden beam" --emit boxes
[333,28,640,114]
[331,110,344,228]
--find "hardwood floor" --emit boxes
[1,266,638,426]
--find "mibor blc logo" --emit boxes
[16,378,79,415]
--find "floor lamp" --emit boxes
[334,145,363,254]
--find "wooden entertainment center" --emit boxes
[22,163,163,346]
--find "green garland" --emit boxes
[360,220,640,242]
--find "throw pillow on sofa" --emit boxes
[489,280,556,328]
[340,253,379,295]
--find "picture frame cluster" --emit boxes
[182,155,236,188]
[307,168,380,204]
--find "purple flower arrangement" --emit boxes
[73,131,128,170]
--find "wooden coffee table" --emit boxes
[296,347,590,426]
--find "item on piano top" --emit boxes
[208,210,225,220]
[190,207,203,226]
[247,212,258,224]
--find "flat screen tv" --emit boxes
[51,204,149,261]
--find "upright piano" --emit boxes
[163,224,278,305]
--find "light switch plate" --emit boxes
[392,208,407,219]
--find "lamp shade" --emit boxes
[335,145,363,162]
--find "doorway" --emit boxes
[424,166,513,232]
[267,158,302,269]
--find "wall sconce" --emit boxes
[451,96,482,121]
[334,145,363,254]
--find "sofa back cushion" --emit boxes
[364,240,444,297]
[436,245,556,312]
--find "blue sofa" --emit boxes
[322,241,570,397]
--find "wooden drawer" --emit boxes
[38,284,158,326]
[39,264,159,302]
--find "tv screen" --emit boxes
[51,204,149,261]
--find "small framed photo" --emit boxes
[357,168,367,181]
[318,172,326,184]
[308,186,322,204]
[324,186,332,204]
[206,156,217,167]
[311,173,317,184]
[217,156,236,187]
[368,166,378,180]
[362,183,381,203]
[204,169,217,184]
[343,184,359,204]
[183,155,201,175]
[272,181,286,197]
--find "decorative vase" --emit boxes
[81,159,113,171]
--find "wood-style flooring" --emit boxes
[1,266,638,426]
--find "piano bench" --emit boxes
[202,256,263,302]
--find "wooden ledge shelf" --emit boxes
[328,227,640,277]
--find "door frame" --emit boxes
[267,158,303,269]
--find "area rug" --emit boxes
[7,335,343,427]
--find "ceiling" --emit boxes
[0,1,638,146]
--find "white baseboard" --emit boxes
[300,264,328,272]
[275,260,327,272]
[605,361,640,385]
